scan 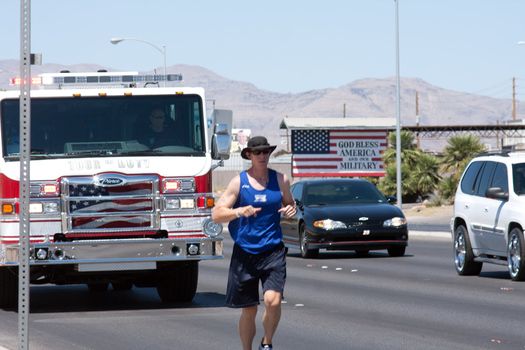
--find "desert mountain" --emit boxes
[0,60,519,147]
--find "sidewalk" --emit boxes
[404,204,452,239]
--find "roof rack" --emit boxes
[476,150,511,157]
[477,144,525,157]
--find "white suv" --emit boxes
[452,152,525,281]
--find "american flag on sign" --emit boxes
[293,130,330,154]
[291,129,388,177]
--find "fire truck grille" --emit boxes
[62,174,159,233]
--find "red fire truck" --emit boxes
[0,71,231,308]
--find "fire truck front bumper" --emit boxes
[1,237,223,269]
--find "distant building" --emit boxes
[503,119,525,148]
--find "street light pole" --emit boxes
[394,0,402,208]
[110,37,167,86]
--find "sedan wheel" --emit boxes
[387,246,406,257]
[507,228,525,281]
[299,224,318,259]
[87,282,109,293]
[355,249,369,257]
[112,281,133,291]
[454,224,482,276]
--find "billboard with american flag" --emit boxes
[291,129,388,177]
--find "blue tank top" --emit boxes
[228,169,283,254]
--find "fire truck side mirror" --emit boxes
[212,122,232,160]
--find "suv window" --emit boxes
[513,163,525,195]
[491,163,508,193]
[460,161,483,195]
[475,161,497,196]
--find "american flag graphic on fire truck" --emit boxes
[66,178,155,231]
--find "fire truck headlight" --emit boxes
[43,202,59,213]
[29,201,60,214]
[179,198,195,209]
[203,218,222,238]
[165,197,194,210]
[165,198,180,210]
[29,203,43,214]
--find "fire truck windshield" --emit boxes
[0,94,206,159]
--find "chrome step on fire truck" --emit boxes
[0,71,231,308]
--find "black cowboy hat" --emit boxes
[241,136,277,160]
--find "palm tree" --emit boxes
[441,135,485,176]
[383,130,420,167]
[409,152,442,196]
[440,134,485,200]
[380,130,440,201]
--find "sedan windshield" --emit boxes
[304,181,387,205]
[1,94,206,159]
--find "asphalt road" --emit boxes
[1,233,524,350]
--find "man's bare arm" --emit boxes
[212,175,241,223]
[277,173,297,218]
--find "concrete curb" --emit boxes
[410,230,451,239]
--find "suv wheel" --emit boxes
[454,225,482,275]
[507,228,525,281]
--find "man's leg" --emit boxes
[239,305,258,350]
[261,290,282,345]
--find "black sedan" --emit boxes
[281,179,408,258]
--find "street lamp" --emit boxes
[394,0,402,208]
[110,37,167,85]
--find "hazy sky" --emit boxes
[1,0,525,99]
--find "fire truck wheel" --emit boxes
[87,282,109,293]
[156,261,199,303]
[111,281,133,291]
[0,267,18,309]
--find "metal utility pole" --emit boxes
[394,0,402,208]
[512,77,516,120]
[415,91,420,148]
[19,0,32,349]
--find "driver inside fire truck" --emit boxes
[135,107,177,149]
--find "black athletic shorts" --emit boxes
[225,242,287,308]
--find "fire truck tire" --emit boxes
[112,281,133,291]
[156,261,199,303]
[0,267,18,309]
[87,282,109,293]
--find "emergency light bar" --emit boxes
[9,77,42,85]
[40,72,183,85]
[9,71,183,86]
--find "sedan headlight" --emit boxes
[313,219,347,230]
[383,217,407,227]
